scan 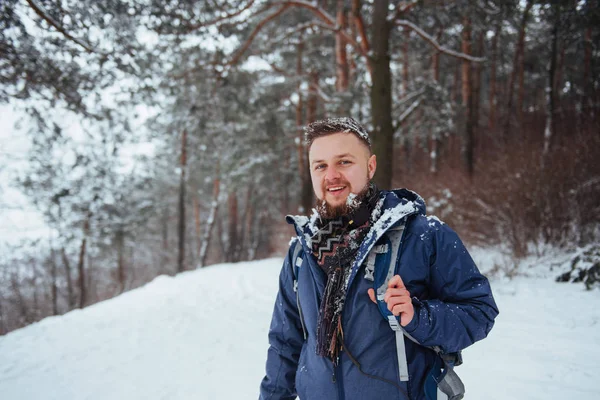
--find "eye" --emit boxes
[315,164,326,171]
[339,160,352,165]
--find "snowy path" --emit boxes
[0,258,599,399]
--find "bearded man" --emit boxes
[259,117,498,400]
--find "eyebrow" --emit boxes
[311,153,356,165]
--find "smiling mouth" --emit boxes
[327,186,347,193]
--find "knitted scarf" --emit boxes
[311,183,379,363]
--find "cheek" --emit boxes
[311,173,324,198]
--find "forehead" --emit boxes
[309,132,369,161]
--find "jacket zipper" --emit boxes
[332,356,345,400]
[295,283,307,340]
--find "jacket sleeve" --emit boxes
[259,242,305,400]
[402,222,499,354]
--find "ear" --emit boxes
[368,154,377,180]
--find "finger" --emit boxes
[387,296,412,312]
[383,288,410,303]
[391,303,412,317]
[367,288,377,304]
[388,275,406,289]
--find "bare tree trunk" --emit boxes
[335,0,349,92]
[504,0,534,139]
[77,216,89,308]
[351,0,371,76]
[543,4,560,164]
[116,228,126,293]
[11,268,32,325]
[0,287,5,334]
[227,191,238,262]
[50,248,58,315]
[177,129,187,273]
[61,247,74,309]
[194,194,202,262]
[461,15,474,178]
[402,27,409,97]
[430,26,442,174]
[295,40,311,215]
[237,185,253,261]
[198,173,220,268]
[301,70,319,212]
[472,31,484,144]
[489,19,500,131]
[161,206,170,275]
[451,61,460,105]
[370,0,394,189]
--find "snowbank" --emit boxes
[0,256,598,399]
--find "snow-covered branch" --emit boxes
[393,99,421,132]
[227,1,367,68]
[227,5,292,66]
[395,20,485,63]
[388,0,419,23]
[25,0,97,54]
[186,0,257,31]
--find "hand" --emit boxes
[368,275,414,327]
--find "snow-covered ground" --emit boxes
[1,256,599,400]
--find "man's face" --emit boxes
[308,132,376,212]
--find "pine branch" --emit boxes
[227,4,292,66]
[388,0,419,23]
[184,0,257,32]
[25,0,97,53]
[227,1,369,69]
[395,20,485,63]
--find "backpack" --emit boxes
[289,218,465,400]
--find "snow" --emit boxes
[1,256,599,399]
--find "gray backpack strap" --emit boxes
[375,221,409,382]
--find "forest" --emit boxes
[0,0,598,335]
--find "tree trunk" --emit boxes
[488,19,500,131]
[237,185,253,261]
[77,216,89,308]
[461,16,474,178]
[302,70,319,212]
[10,269,32,324]
[61,247,74,309]
[543,4,560,163]
[335,0,349,92]
[50,248,58,315]
[161,206,170,275]
[430,26,442,173]
[116,228,125,293]
[472,31,484,144]
[194,193,202,262]
[504,0,534,139]
[227,190,238,262]
[402,27,409,97]
[370,0,394,189]
[198,173,220,268]
[177,129,187,273]
[295,40,311,215]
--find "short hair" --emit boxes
[304,117,372,153]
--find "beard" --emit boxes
[315,181,371,220]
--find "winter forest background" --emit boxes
[0,0,598,335]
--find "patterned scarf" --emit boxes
[311,183,379,363]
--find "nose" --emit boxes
[325,165,342,181]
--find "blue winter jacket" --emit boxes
[259,189,498,400]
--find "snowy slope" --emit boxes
[1,257,599,400]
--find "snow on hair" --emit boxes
[304,117,372,149]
